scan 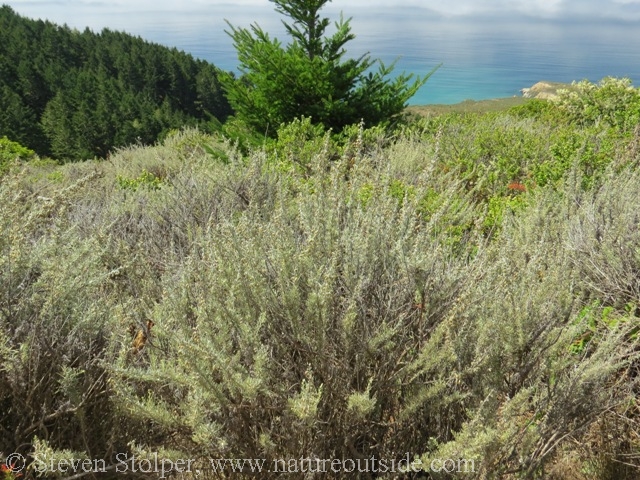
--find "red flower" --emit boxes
[507,181,527,193]
[2,462,23,478]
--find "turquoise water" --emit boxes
[5,2,640,104]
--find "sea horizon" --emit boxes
[4,1,640,105]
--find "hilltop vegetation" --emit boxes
[0,5,232,161]
[1,0,435,164]
[220,0,433,135]
[2,77,640,479]
[3,0,640,477]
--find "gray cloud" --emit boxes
[6,0,640,30]
[14,0,640,20]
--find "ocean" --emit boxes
[4,1,640,105]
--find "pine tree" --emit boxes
[1,6,232,160]
[220,0,436,135]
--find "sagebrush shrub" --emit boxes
[0,171,119,461]
[417,180,640,477]
[108,141,480,472]
[2,116,639,479]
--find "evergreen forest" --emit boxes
[0,5,232,161]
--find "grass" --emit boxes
[407,96,527,116]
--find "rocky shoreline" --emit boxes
[520,81,572,100]
[408,81,574,114]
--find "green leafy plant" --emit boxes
[0,136,34,176]
[557,77,640,131]
[116,169,163,191]
[220,0,436,135]
[268,116,332,175]
[3,86,640,480]
[1,462,23,480]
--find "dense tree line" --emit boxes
[0,5,232,160]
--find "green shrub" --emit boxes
[107,148,479,472]
[220,0,432,135]
[482,189,528,233]
[565,167,640,309]
[0,136,34,176]
[267,116,332,176]
[417,180,640,478]
[508,98,566,122]
[116,168,163,191]
[2,109,640,479]
[0,171,122,464]
[557,77,640,131]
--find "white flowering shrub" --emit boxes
[557,77,640,131]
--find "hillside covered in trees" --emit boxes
[0,5,232,161]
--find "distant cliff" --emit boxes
[520,81,573,100]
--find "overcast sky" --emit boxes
[8,0,640,20]
[6,0,640,104]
